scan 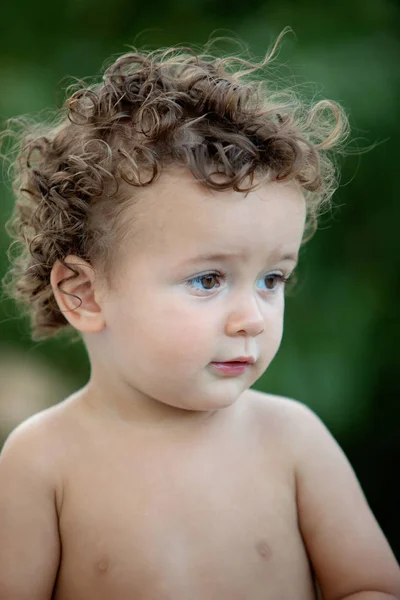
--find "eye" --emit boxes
[186,271,226,292]
[258,273,290,292]
[185,270,291,294]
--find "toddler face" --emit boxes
[92,169,305,419]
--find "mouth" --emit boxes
[221,361,247,365]
[216,356,256,364]
[210,361,251,375]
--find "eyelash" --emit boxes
[186,270,292,294]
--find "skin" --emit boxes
[0,168,399,600]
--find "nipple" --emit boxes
[255,538,272,561]
[95,556,110,573]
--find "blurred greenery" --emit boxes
[1,0,399,559]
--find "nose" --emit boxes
[225,292,266,337]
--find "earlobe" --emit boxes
[50,255,106,334]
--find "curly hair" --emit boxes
[1,31,349,341]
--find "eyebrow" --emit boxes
[180,251,299,266]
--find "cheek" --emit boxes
[116,295,215,363]
[263,304,285,351]
[154,304,214,362]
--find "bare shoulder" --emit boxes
[246,389,346,468]
[240,388,321,468]
[1,392,83,487]
[244,387,309,412]
[243,387,315,439]
[0,397,77,598]
[246,390,400,596]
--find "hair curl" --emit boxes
[1,31,349,341]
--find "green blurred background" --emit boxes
[0,0,399,559]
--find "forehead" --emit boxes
[123,168,306,262]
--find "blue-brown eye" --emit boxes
[186,271,290,293]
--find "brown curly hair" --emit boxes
[1,31,349,341]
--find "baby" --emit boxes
[1,33,399,600]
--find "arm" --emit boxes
[289,402,400,600]
[0,417,61,599]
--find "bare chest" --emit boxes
[54,416,316,599]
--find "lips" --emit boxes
[218,356,255,364]
[210,361,250,375]
[224,361,246,365]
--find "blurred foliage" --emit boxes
[0,0,399,557]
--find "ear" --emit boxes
[50,255,106,334]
